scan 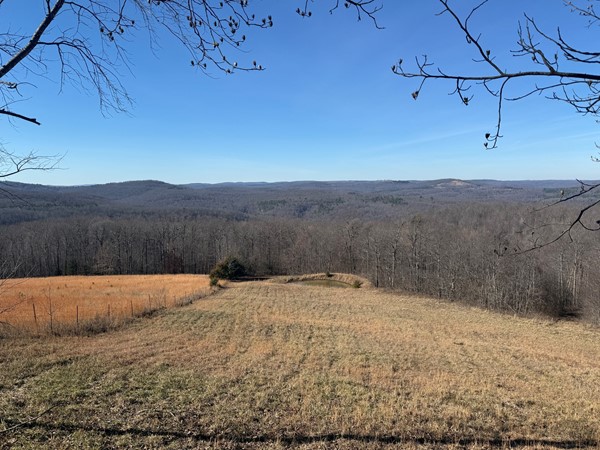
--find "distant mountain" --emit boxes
[0,178,597,226]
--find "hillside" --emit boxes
[1,178,596,225]
[1,281,599,448]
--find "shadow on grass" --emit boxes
[2,419,598,448]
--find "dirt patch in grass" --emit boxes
[273,272,372,288]
[294,279,352,288]
[1,281,599,448]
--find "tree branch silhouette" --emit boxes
[393,0,600,150]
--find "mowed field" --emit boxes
[1,280,600,449]
[0,275,211,334]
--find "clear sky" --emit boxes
[2,0,599,185]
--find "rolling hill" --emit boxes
[0,178,595,225]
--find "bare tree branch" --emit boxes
[295,0,383,29]
[0,404,59,435]
[0,0,65,79]
[0,146,61,179]
[0,108,40,125]
[390,0,600,249]
[1,1,384,128]
[516,196,600,253]
[392,0,600,150]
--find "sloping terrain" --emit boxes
[1,178,596,225]
[1,281,599,449]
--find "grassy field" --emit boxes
[0,275,210,335]
[0,280,599,448]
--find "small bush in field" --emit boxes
[352,280,362,289]
[210,257,248,281]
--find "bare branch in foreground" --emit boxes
[392,0,600,150]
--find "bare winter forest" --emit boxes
[2,178,600,323]
[5,0,600,446]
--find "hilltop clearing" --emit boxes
[1,281,599,448]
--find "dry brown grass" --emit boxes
[272,272,373,288]
[0,280,599,448]
[0,274,210,335]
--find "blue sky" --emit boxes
[2,0,599,185]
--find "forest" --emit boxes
[1,179,599,324]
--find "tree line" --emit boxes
[1,200,599,324]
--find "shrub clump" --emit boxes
[210,257,248,283]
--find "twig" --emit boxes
[0,404,58,434]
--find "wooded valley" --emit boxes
[1,179,599,323]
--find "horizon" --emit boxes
[2,176,598,188]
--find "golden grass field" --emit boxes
[0,278,599,448]
[0,275,211,334]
